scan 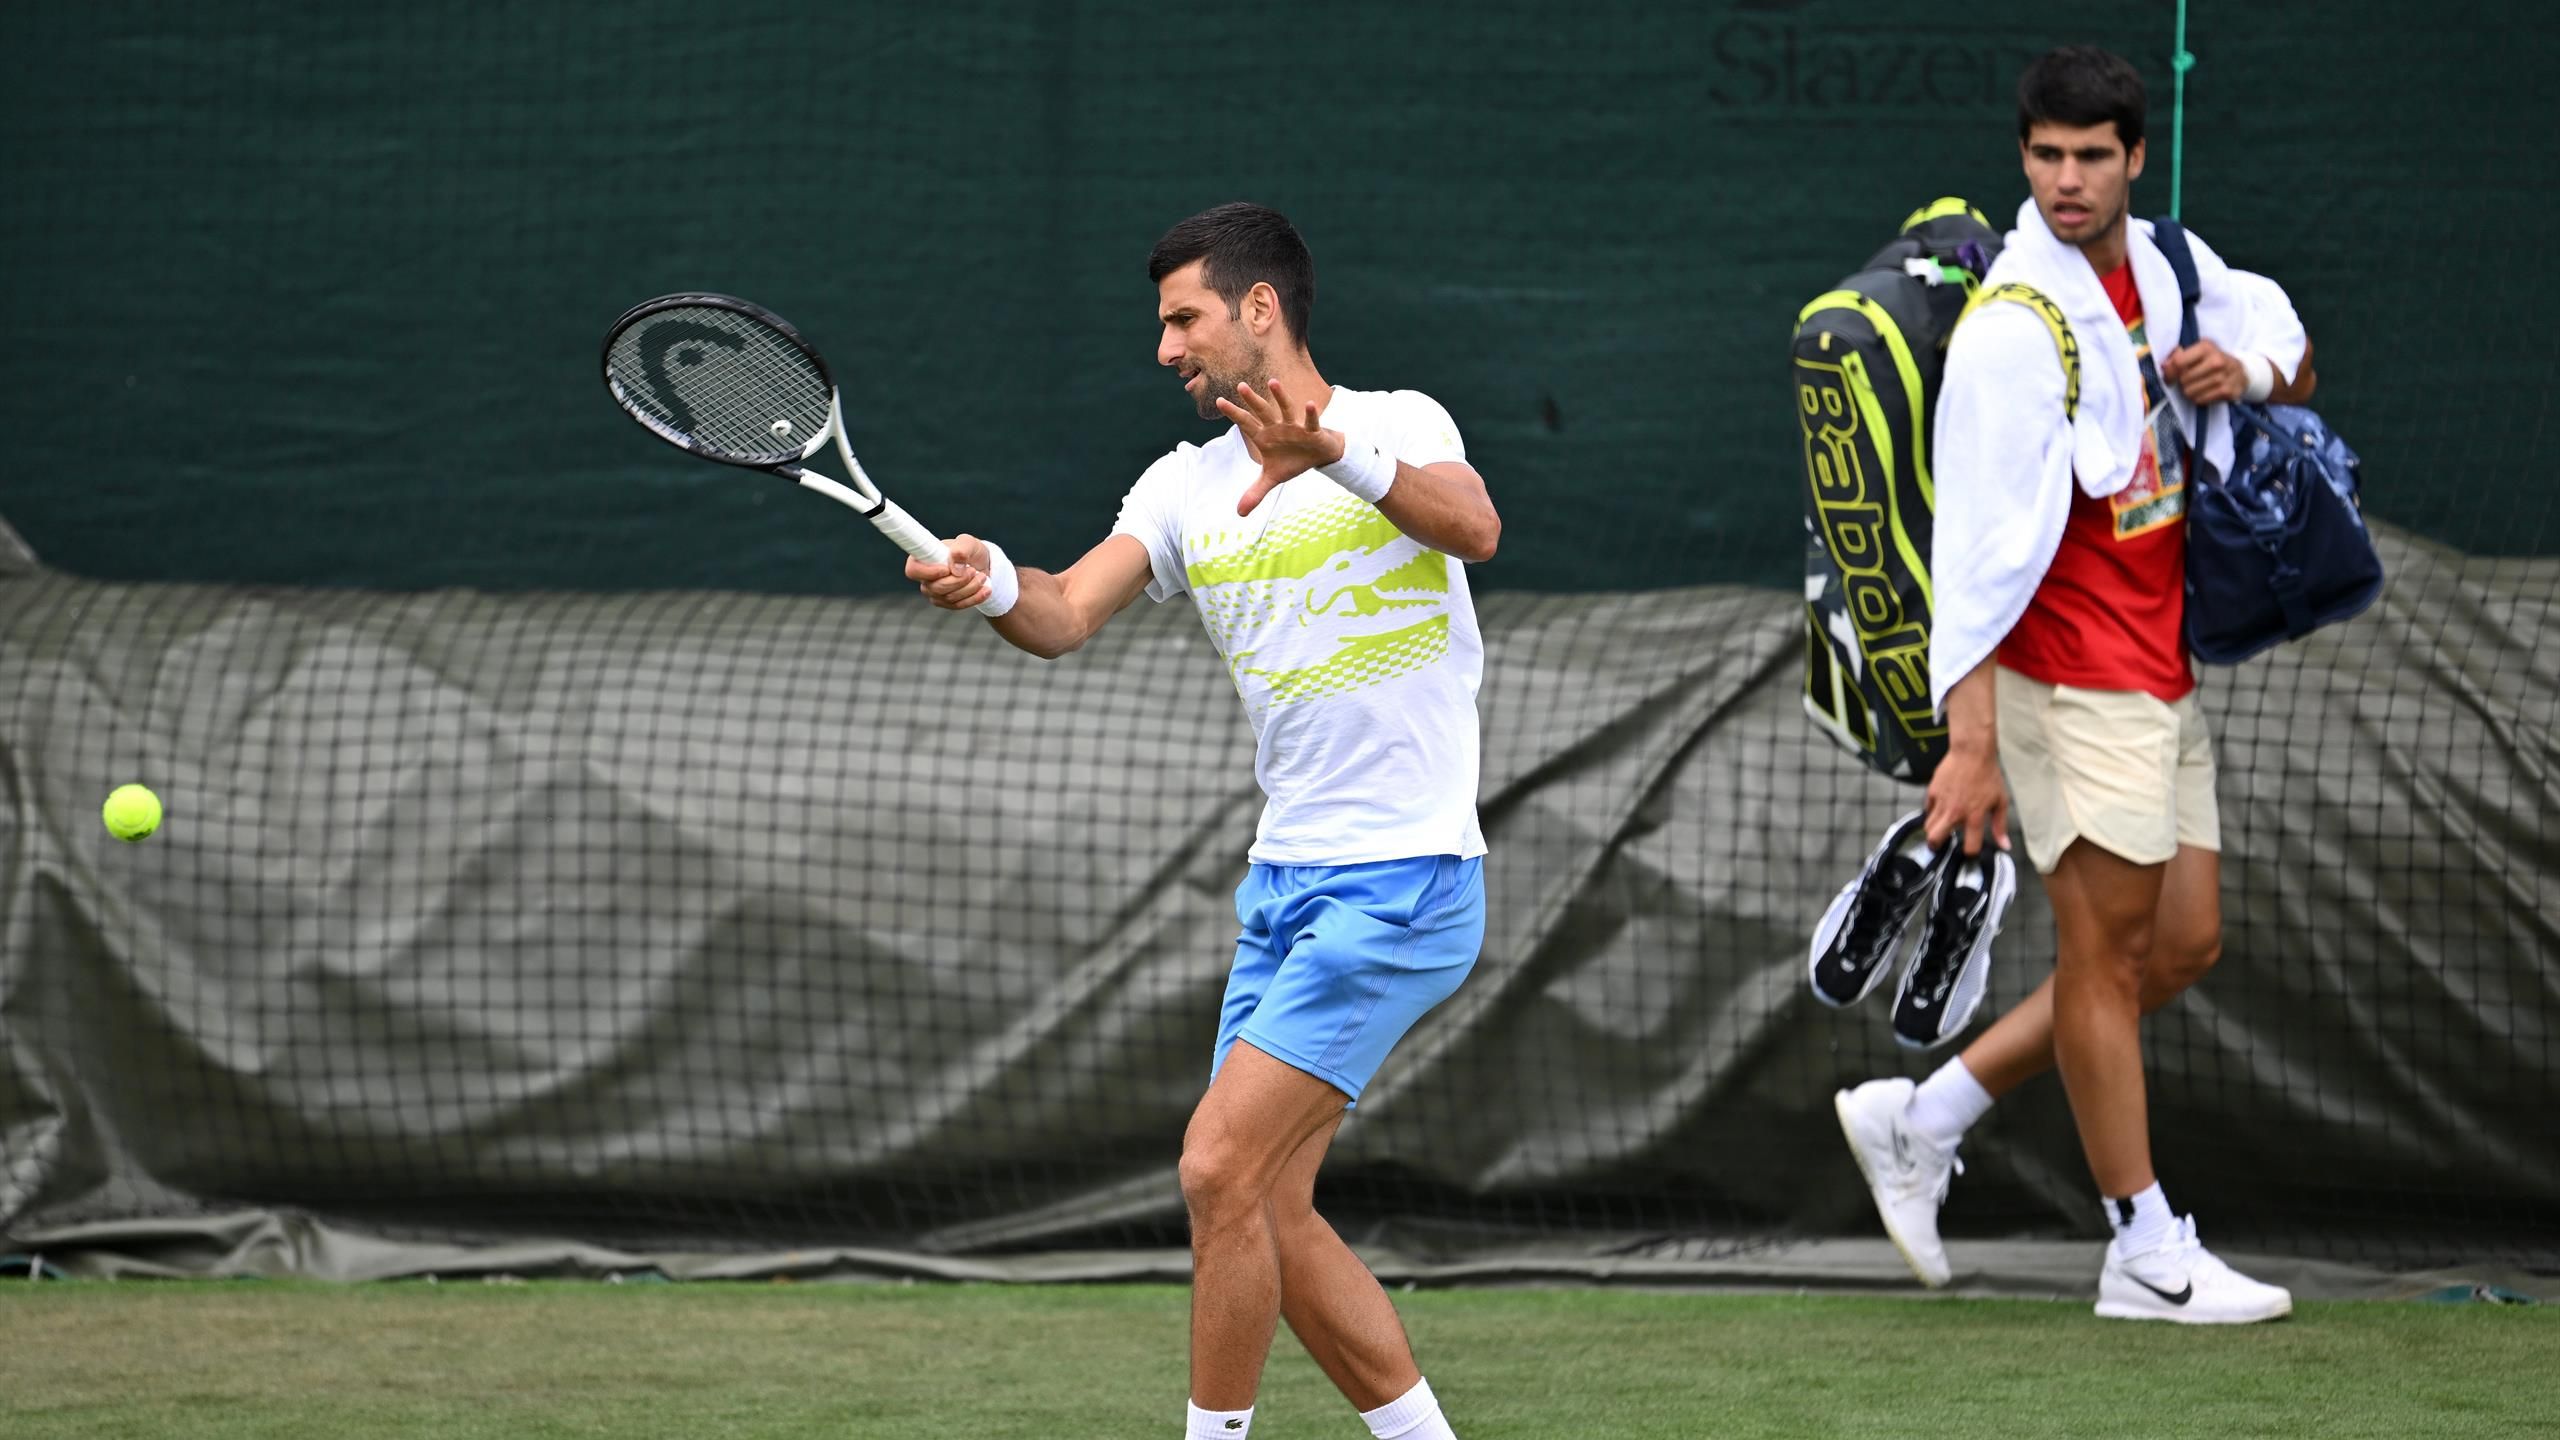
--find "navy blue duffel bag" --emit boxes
[2154,219,2384,665]
[2182,402,2383,663]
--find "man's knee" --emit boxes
[2143,931,2221,1008]
[1179,1136,1267,1228]
[2061,915,2155,994]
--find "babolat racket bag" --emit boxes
[1794,199,2004,786]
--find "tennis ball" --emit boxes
[103,783,162,842]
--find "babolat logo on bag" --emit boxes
[1795,199,2000,786]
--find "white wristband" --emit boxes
[2240,351,2276,403]
[977,540,1020,618]
[1317,435,1397,505]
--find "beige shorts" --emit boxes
[1996,667,2220,875]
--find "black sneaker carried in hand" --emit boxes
[1810,812,1949,1008]
[1891,844,2016,1048]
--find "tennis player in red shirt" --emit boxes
[1834,45,2316,1324]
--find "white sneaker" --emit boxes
[1834,1078,1958,1287]
[2096,1216,2293,1324]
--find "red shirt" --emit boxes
[1997,262,2195,702]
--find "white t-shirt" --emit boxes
[1112,386,1487,867]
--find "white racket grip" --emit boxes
[871,501,1008,618]
[867,498,949,565]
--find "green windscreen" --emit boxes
[3,1,2545,593]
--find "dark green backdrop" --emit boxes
[2,1,2548,594]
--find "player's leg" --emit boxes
[1182,1042,1362,1423]
[1269,1114,1455,1437]
[1180,867,1337,1434]
[2140,842,2223,1005]
[2038,685,2232,1230]
[2043,836,2166,1198]
[2087,696,2284,1321]
[1183,857,1482,1434]
[2142,689,2228,1018]
[1258,856,1477,1435]
[2040,723,2280,1319]
[2081,831,2285,1322]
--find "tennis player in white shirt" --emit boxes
[908,201,1500,1440]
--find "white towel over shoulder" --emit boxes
[1926,200,2309,712]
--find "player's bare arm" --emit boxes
[906,532,1154,659]
[1921,658,2010,857]
[1216,379,1501,563]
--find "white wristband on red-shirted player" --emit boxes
[2240,352,2276,403]
[1318,434,1397,505]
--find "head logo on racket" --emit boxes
[630,319,748,443]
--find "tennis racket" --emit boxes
[600,293,999,614]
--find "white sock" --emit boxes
[2105,1182,2177,1257]
[1361,1377,1458,1439]
[1187,1400,1253,1438]
[1904,1057,1993,1151]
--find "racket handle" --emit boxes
[791,471,1003,618]
[871,501,1008,618]
[867,499,949,565]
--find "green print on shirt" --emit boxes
[1308,546,1447,617]
[1185,496,1454,705]
[1242,615,1452,704]
[1187,499,1413,588]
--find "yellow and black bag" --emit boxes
[1795,199,2076,785]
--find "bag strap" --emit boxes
[2148,217,2229,489]
[2150,216,2204,351]
[1962,283,2081,421]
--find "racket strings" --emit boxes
[606,307,833,463]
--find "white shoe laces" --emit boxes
[2122,1215,2205,1273]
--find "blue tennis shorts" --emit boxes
[1212,854,1486,1103]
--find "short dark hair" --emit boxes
[2017,46,2146,150]
[1146,202,1316,347]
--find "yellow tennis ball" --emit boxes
[103,783,162,842]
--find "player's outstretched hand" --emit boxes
[1922,745,2011,857]
[1218,378,1345,515]
[907,534,993,611]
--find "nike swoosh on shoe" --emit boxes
[2131,1275,2194,1305]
